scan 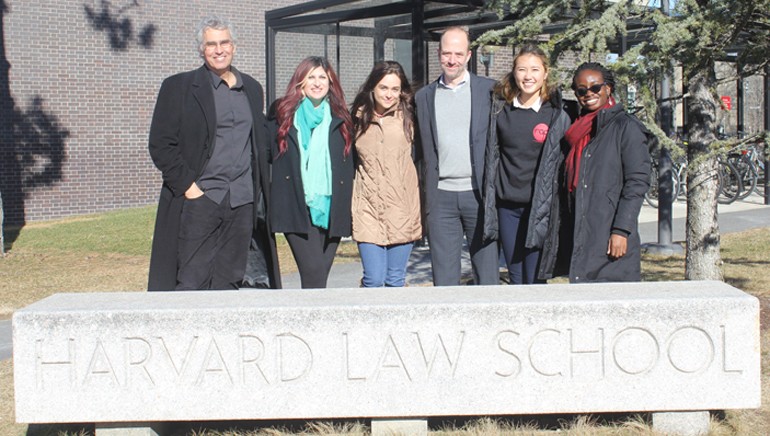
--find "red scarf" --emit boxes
[564,97,615,192]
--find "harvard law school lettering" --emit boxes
[33,325,744,390]
[14,285,761,423]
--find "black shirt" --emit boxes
[495,99,555,204]
[198,68,254,207]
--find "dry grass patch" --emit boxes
[0,250,148,317]
[0,359,20,436]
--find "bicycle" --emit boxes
[717,154,742,204]
[645,154,679,208]
[727,143,765,200]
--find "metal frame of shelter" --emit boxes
[264,0,668,103]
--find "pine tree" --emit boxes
[478,0,770,280]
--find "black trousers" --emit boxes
[176,193,253,290]
[285,225,340,289]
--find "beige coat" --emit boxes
[352,109,422,245]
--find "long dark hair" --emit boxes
[275,56,353,156]
[350,61,414,143]
[494,44,553,104]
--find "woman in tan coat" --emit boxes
[350,61,422,287]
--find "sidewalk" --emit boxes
[283,191,770,289]
[1,193,768,361]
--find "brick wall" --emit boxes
[0,0,402,225]
[0,0,291,225]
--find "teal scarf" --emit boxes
[293,97,332,229]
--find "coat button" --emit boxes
[285,176,290,180]
[340,180,344,184]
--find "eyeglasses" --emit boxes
[575,83,605,97]
[204,40,233,50]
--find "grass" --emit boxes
[0,206,358,318]
[0,207,769,435]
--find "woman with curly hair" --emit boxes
[564,62,651,282]
[269,56,354,288]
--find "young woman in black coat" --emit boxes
[483,45,571,284]
[563,63,651,283]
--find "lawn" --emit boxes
[0,206,768,435]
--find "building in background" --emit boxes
[1,0,765,226]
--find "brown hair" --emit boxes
[351,61,414,143]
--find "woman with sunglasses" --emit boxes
[269,56,354,288]
[350,61,422,287]
[482,44,571,284]
[563,62,651,283]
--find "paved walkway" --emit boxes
[285,192,770,289]
[2,193,768,361]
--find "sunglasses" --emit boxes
[575,83,605,97]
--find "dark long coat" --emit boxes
[147,65,280,291]
[268,115,354,238]
[568,104,651,283]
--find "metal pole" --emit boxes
[737,63,744,135]
[657,70,675,248]
[265,23,276,105]
[373,22,385,63]
[765,65,770,205]
[647,0,682,255]
[411,0,425,88]
[335,22,341,79]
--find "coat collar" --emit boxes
[191,65,216,139]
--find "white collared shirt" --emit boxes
[513,95,543,112]
[438,70,470,91]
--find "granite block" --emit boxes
[13,281,760,424]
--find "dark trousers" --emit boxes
[498,202,544,284]
[176,193,253,290]
[427,189,499,286]
[285,225,340,289]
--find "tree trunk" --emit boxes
[685,70,722,280]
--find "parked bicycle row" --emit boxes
[645,138,767,208]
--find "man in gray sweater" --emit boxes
[414,26,498,286]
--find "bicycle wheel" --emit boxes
[717,158,743,204]
[645,164,678,208]
[733,154,758,200]
[645,164,660,208]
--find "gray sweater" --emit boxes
[434,82,473,191]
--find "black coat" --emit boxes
[268,115,354,238]
[568,104,651,283]
[147,65,281,291]
[482,90,572,280]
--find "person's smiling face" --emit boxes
[201,28,235,76]
[514,53,547,105]
[372,73,401,115]
[438,29,471,86]
[301,66,330,106]
[574,69,610,113]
